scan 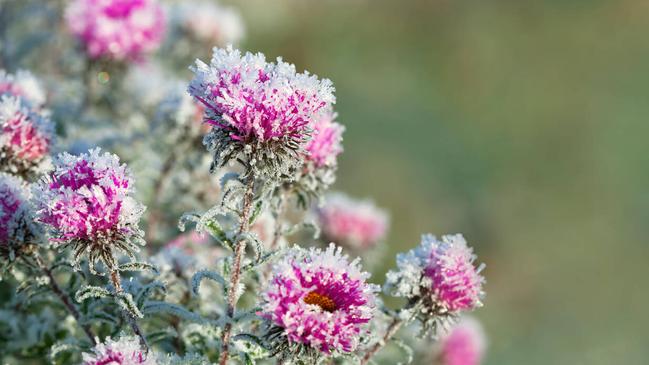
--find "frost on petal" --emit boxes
[33,148,145,269]
[0,69,47,108]
[0,95,54,177]
[189,46,336,180]
[82,335,157,365]
[0,173,42,250]
[262,243,379,356]
[385,234,485,332]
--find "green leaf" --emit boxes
[75,285,111,303]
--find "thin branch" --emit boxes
[219,174,256,365]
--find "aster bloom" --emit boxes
[0,173,42,254]
[189,46,335,179]
[0,69,47,108]
[175,1,245,45]
[33,148,145,271]
[317,193,389,250]
[437,317,486,365]
[262,244,378,357]
[385,234,484,329]
[304,110,344,169]
[65,0,166,61]
[0,95,55,177]
[82,335,157,365]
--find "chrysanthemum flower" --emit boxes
[82,335,156,365]
[0,69,46,108]
[175,1,245,45]
[189,46,335,179]
[438,317,486,365]
[33,148,145,270]
[0,95,54,177]
[385,235,484,325]
[0,173,42,251]
[262,244,378,356]
[65,0,166,61]
[305,110,344,169]
[316,193,388,250]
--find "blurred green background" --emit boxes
[228,0,649,364]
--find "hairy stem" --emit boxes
[109,267,149,351]
[360,317,404,365]
[28,255,97,345]
[219,175,256,365]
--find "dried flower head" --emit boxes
[262,244,378,357]
[0,95,54,177]
[316,193,388,250]
[385,234,485,332]
[34,148,145,271]
[66,0,166,61]
[437,317,486,365]
[0,69,46,108]
[82,335,156,365]
[189,46,335,180]
[175,1,245,45]
[0,173,42,256]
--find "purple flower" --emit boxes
[34,149,144,269]
[316,193,388,250]
[385,234,485,318]
[66,0,166,61]
[82,335,156,365]
[0,95,54,176]
[0,173,41,248]
[438,317,486,365]
[304,109,344,168]
[262,244,378,355]
[189,46,335,178]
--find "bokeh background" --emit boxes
[229,1,649,364]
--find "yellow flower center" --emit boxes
[303,291,337,312]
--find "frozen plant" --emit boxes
[434,317,487,365]
[66,0,166,61]
[0,95,55,178]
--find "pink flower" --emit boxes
[82,335,156,365]
[0,69,46,108]
[34,149,144,246]
[305,110,344,168]
[189,46,335,162]
[317,193,388,249]
[439,317,486,365]
[385,234,485,315]
[0,173,40,246]
[66,0,166,61]
[262,244,378,354]
[165,231,209,251]
[0,95,54,174]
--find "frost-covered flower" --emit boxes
[316,193,388,250]
[189,46,335,179]
[305,110,344,169]
[82,335,156,365]
[175,1,245,45]
[0,95,54,177]
[0,173,42,250]
[262,244,378,356]
[0,69,46,108]
[385,235,485,324]
[66,0,166,61]
[437,317,486,365]
[33,149,145,270]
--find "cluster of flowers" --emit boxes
[0,1,488,365]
